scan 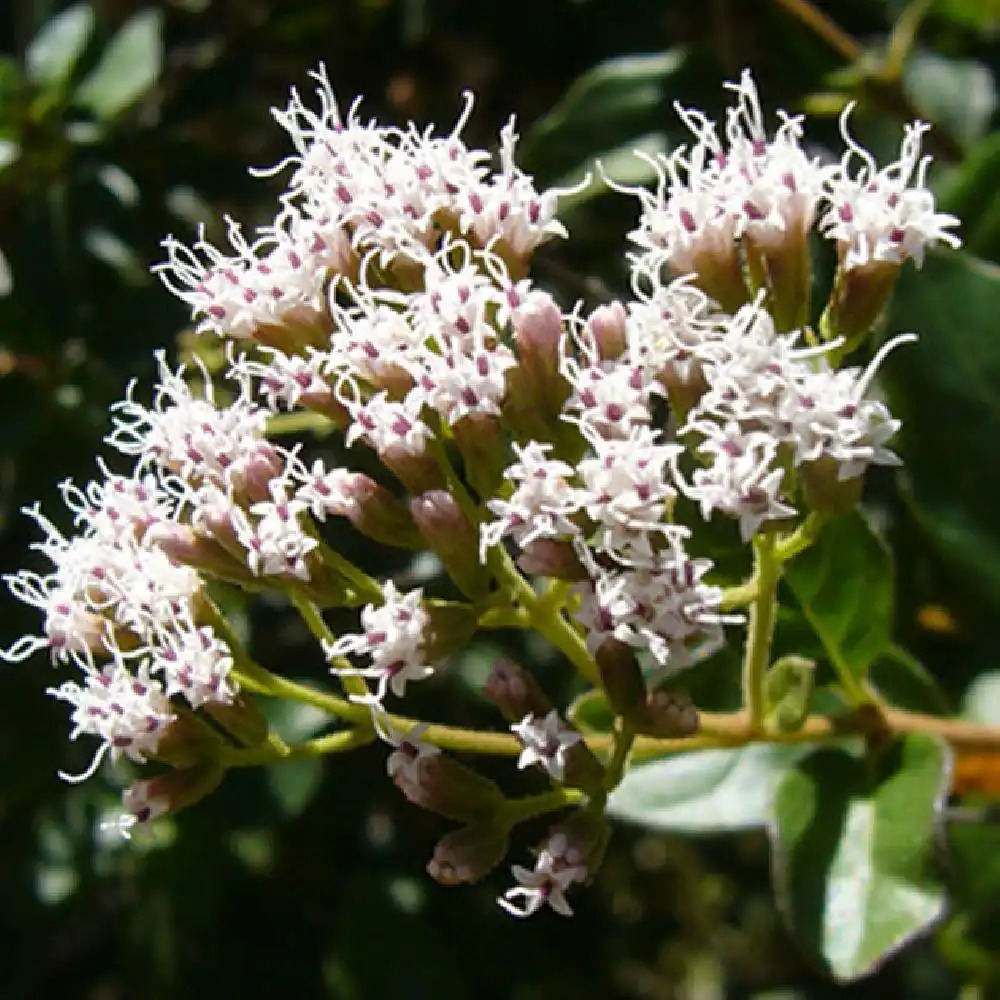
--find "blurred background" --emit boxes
[2,0,1000,997]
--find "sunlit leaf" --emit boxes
[74,9,163,120]
[783,513,893,684]
[26,3,94,88]
[771,734,951,981]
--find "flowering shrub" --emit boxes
[2,64,985,979]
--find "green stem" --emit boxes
[290,593,374,705]
[501,787,587,826]
[720,577,758,611]
[744,533,782,734]
[222,726,376,767]
[489,546,601,686]
[600,718,637,797]
[314,542,383,603]
[774,512,824,563]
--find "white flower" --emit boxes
[481,442,581,557]
[323,582,433,704]
[497,831,588,919]
[47,655,175,782]
[821,110,961,270]
[511,710,582,781]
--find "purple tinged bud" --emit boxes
[586,301,628,361]
[596,640,646,716]
[484,659,553,723]
[123,762,224,824]
[396,753,505,823]
[516,539,588,581]
[635,690,700,739]
[513,291,562,376]
[410,491,490,599]
[146,521,251,581]
[381,444,447,495]
[547,809,612,877]
[427,823,510,886]
[338,474,422,548]
[232,444,285,503]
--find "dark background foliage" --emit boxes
[2,1,1000,997]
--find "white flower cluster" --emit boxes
[1,67,952,911]
[626,69,960,294]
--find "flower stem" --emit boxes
[743,533,782,734]
[502,786,587,826]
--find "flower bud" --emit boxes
[151,713,222,768]
[513,291,562,377]
[381,443,446,495]
[122,762,224,825]
[203,695,270,747]
[452,413,508,500]
[635,689,700,738]
[423,602,479,662]
[336,473,423,548]
[799,457,863,518]
[516,539,588,581]
[427,823,510,886]
[231,443,286,503]
[547,808,612,878]
[596,639,646,717]
[410,491,491,599]
[562,740,606,795]
[505,292,570,443]
[147,521,253,583]
[742,222,813,333]
[396,753,505,823]
[484,659,553,723]
[823,257,901,345]
[586,301,628,361]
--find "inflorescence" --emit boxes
[2,66,959,916]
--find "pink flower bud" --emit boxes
[586,301,628,360]
[427,823,510,886]
[396,753,505,823]
[516,538,588,580]
[483,659,553,723]
[410,491,490,599]
[596,639,646,716]
[636,690,700,738]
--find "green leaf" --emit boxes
[519,50,683,183]
[932,0,1000,34]
[869,644,949,714]
[783,512,893,685]
[770,733,951,982]
[902,50,996,147]
[937,132,1000,261]
[882,252,1000,608]
[608,743,814,833]
[73,9,163,120]
[26,3,94,88]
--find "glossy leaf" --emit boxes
[74,10,163,120]
[26,3,94,88]
[903,50,996,147]
[771,734,951,982]
[882,252,1000,608]
[609,744,814,833]
[519,50,683,183]
[868,644,949,714]
[783,512,893,684]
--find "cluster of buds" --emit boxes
[3,67,958,914]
